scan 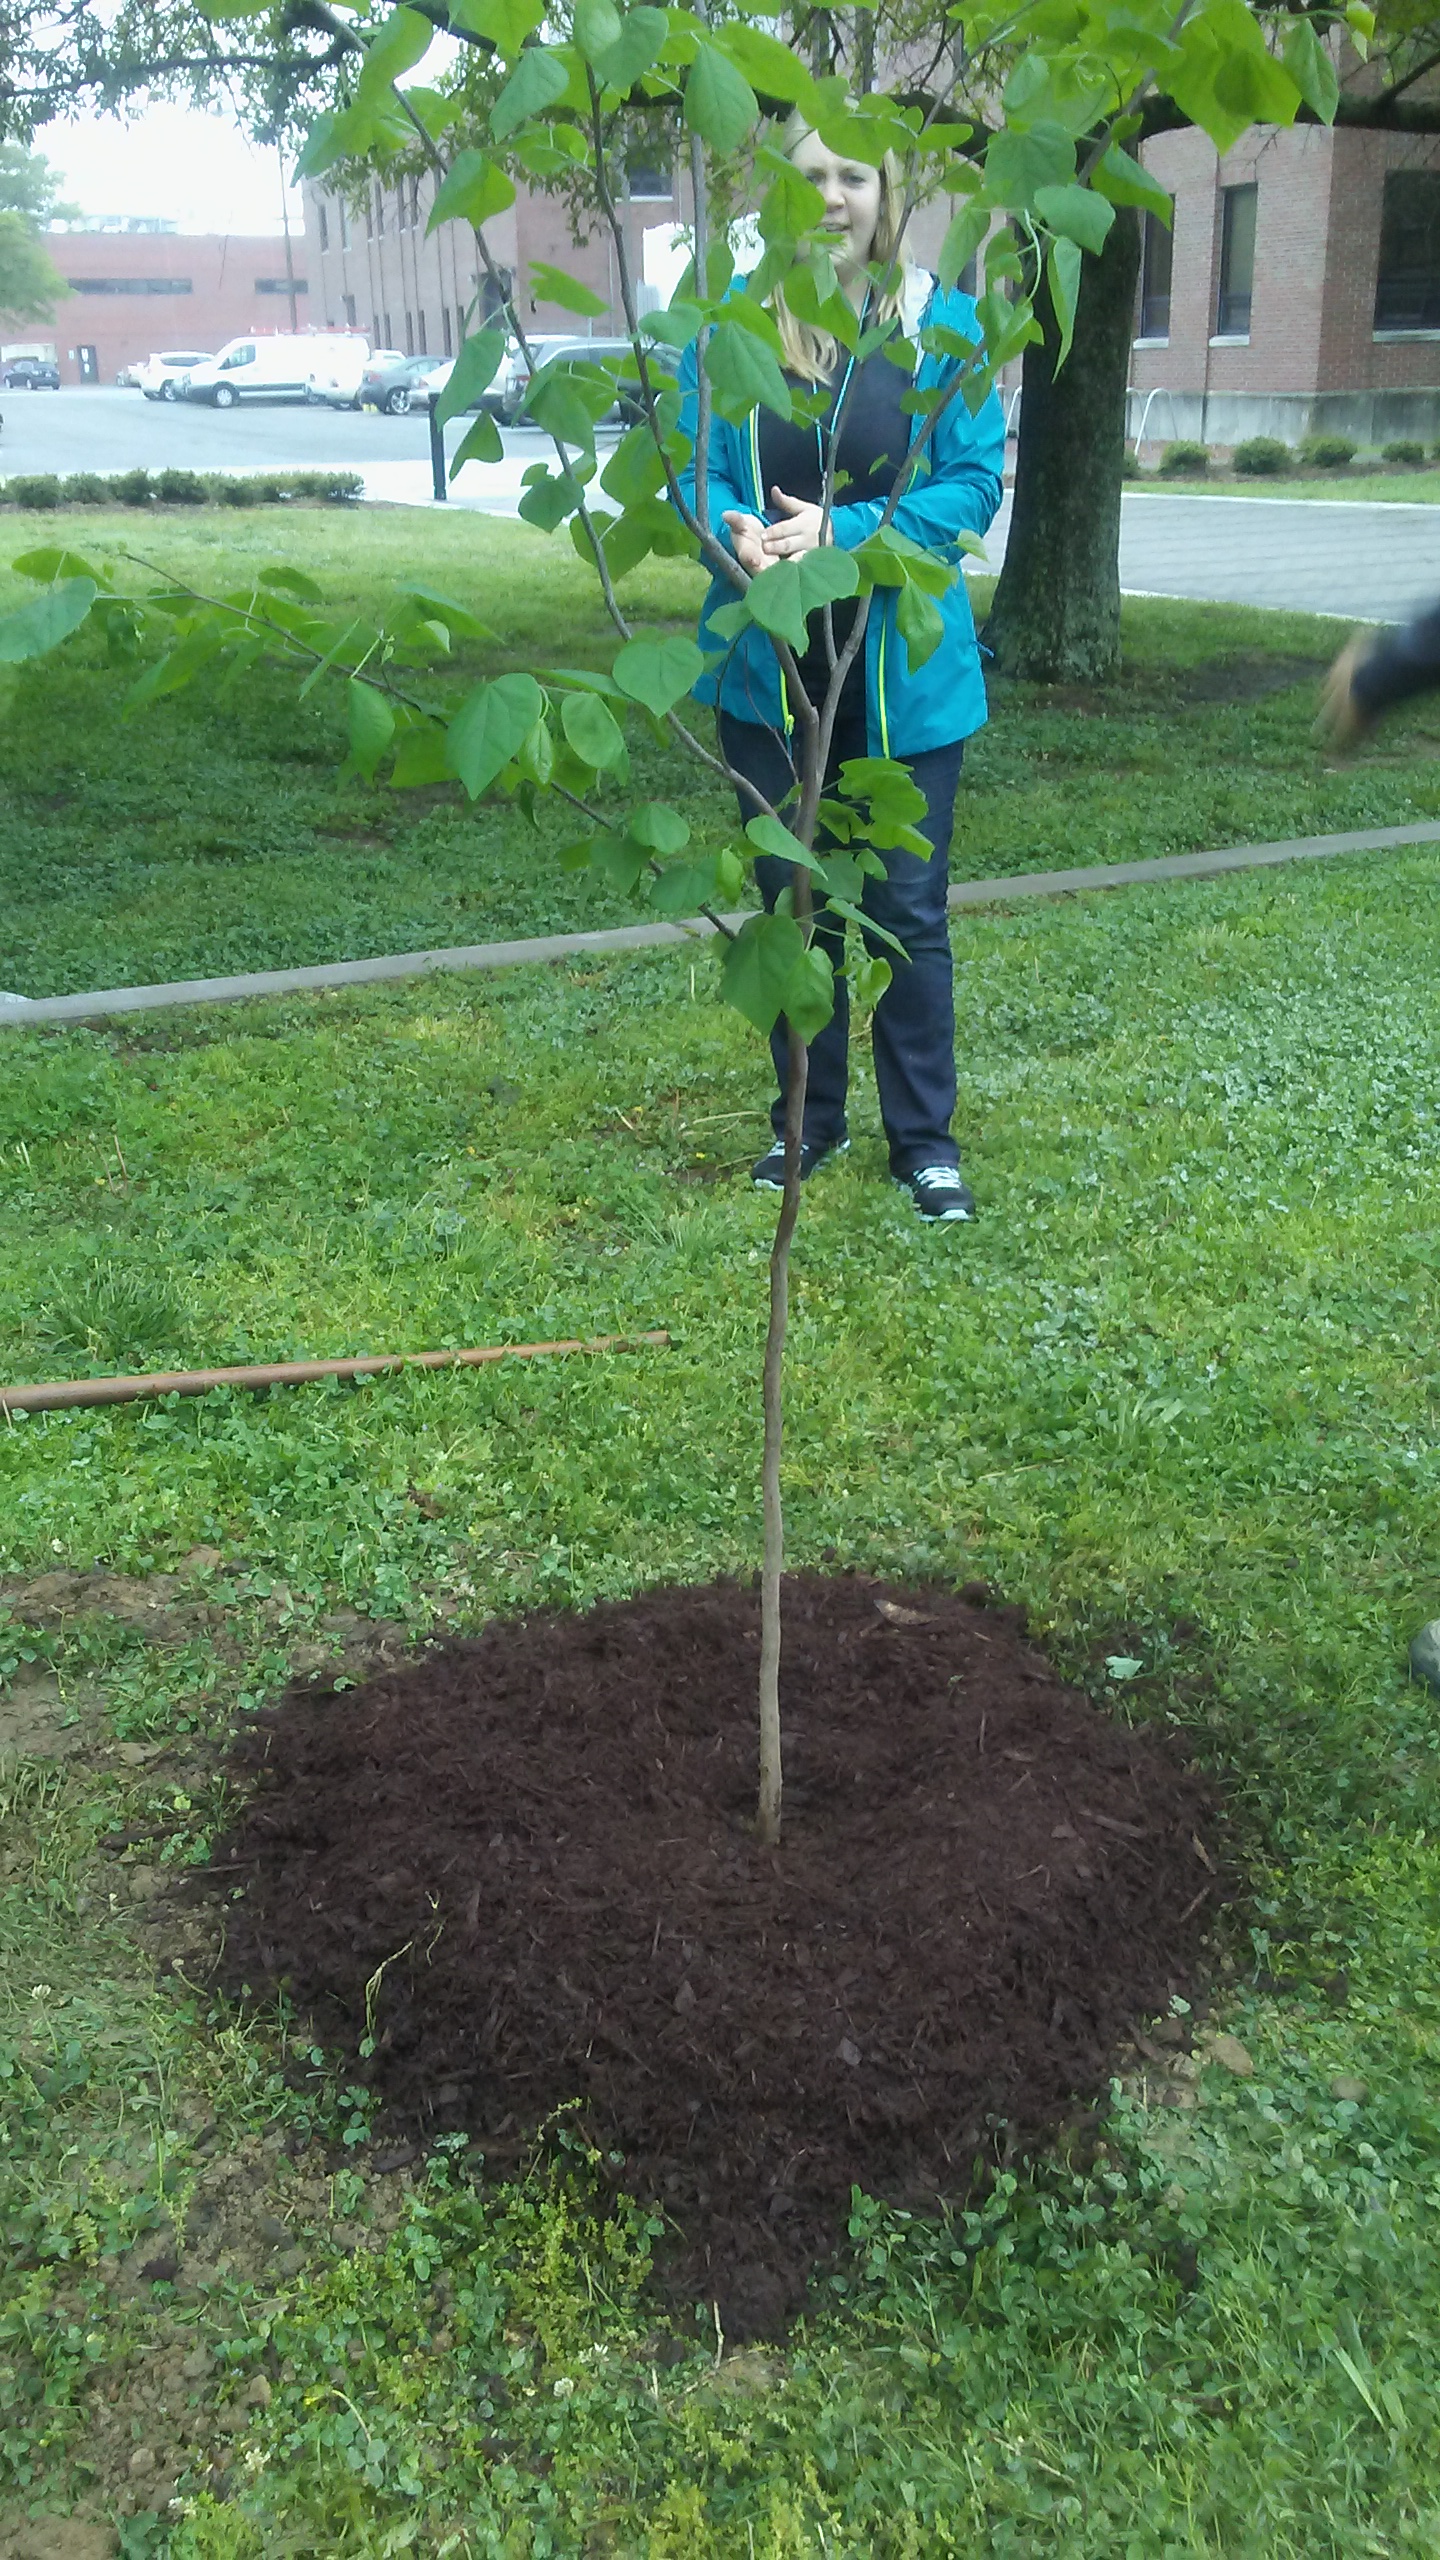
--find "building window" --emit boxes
[343,292,356,327]
[257,276,308,294]
[416,307,427,353]
[339,199,349,251]
[318,199,329,253]
[374,184,385,236]
[382,309,393,348]
[65,275,193,294]
[442,305,452,357]
[1215,182,1256,338]
[456,302,467,349]
[365,194,373,240]
[410,175,422,228]
[1374,170,1440,331]
[1138,207,1173,340]
[404,308,414,354]
[625,154,672,200]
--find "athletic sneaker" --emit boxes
[899,1164,976,1223]
[751,1137,849,1190]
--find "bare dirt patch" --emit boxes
[209,1573,1219,2336]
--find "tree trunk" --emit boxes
[756,1025,808,1851]
[984,206,1141,685]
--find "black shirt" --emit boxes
[758,346,913,723]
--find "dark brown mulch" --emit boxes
[210,1573,1218,2336]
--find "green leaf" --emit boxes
[612,634,705,716]
[628,801,689,854]
[779,942,835,1041]
[519,465,588,531]
[449,411,506,474]
[744,813,826,872]
[449,0,544,48]
[390,719,453,787]
[1091,144,1172,220]
[757,162,825,244]
[560,690,627,770]
[684,43,759,154]
[1046,237,1083,370]
[721,911,805,1033]
[346,681,395,782]
[847,952,892,1008]
[984,121,1076,207]
[527,261,608,317]
[650,855,735,917]
[427,151,516,233]
[394,582,498,642]
[1168,1,1300,152]
[446,672,545,797]
[516,714,554,786]
[572,0,621,61]
[435,326,506,427]
[592,5,666,90]
[0,576,96,664]
[743,560,806,654]
[492,46,571,140]
[937,203,989,294]
[1284,16,1339,122]
[10,547,106,585]
[599,423,669,507]
[258,565,325,602]
[705,323,791,424]
[895,581,945,673]
[357,5,433,92]
[1032,183,1114,254]
[715,25,816,105]
[797,550,860,613]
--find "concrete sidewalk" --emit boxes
[6,817,1438,1031]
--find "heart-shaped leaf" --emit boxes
[446,672,545,797]
[612,634,705,715]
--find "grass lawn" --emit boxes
[4,506,1440,999]
[1134,468,1440,502]
[3,819,1440,2551]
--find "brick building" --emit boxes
[1127,123,1440,448]
[1,226,318,386]
[302,155,681,359]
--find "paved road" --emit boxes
[4,387,1440,624]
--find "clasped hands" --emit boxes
[722,485,830,575]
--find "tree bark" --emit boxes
[983,206,1141,685]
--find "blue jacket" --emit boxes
[675,269,1005,758]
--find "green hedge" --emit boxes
[0,468,364,510]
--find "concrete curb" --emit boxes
[5,817,1440,1030]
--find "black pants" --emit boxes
[720,705,964,1175]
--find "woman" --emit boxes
[676,118,1005,1224]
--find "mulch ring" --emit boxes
[208,1573,1220,2338]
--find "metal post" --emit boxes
[428,395,447,502]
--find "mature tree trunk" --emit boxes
[984,205,1141,685]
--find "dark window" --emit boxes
[456,302,467,349]
[375,185,385,236]
[442,304,453,357]
[416,307,427,353]
[383,309,393,348]
[626,155,672,199]
[65,276,192,294]
[257,276,307,293]
[318,199,329,253]
[1139,207,1173,339]
[339,200,349,251]
[1216,183,1256,337]
[343,292,356,327]
[411,175,421,227]
[365,194,373,240]
[1374,170,1440,330]
[404,307,414,355]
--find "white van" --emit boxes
[183,332,367,408]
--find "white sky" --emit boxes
[40,104,303,237]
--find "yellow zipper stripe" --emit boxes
[877,612,891,758]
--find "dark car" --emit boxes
[1,357,60,390]
[356,351,443,417]
[503,335,681,428]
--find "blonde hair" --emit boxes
[772,109,912,385]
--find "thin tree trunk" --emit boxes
[984,207,1141,684]
[757,1020,808,1850]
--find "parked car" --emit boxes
[1,356,60,390]
[116,361,142,387]
[136,350,212,402]
[503,335,681,427]
[495,334,590,424]
[306,340,377,409]
[355,351,442,417]
[182,332,366,406]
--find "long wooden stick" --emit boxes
[0,1332,670,1419]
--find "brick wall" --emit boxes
[0,232,312,386]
